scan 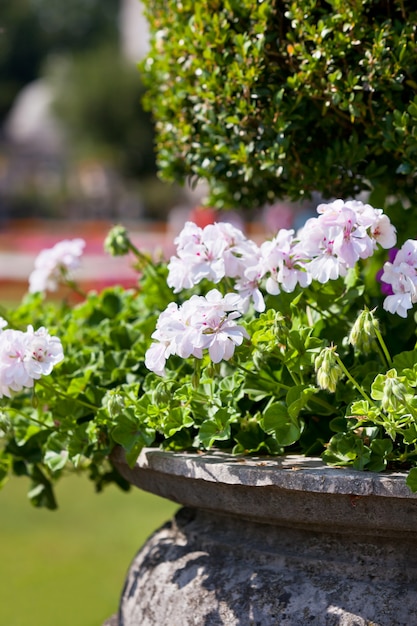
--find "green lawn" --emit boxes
[0,473,178,626]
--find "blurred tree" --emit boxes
[49,45,156,179]
[0,0,119,122]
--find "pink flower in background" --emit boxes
[353,201,397,249]
[167,200,398,310]
[316,199,396,251]
[301,223,346,283]
[23,326,64,379]
[0,329,32,395]
[144,342,171,377]
[296,199,397,283]
[234,271,266,313]
[29,238,86,293]
[142,198,417,380]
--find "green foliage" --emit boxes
[0,279,171,509]
[2,218,417,509]
[142,0,417,228]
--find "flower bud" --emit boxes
[106,392,125,417]
[314,346,343,393]
[104,225,131,256]
[349,308,379,353]
[152,382,172,405]
[380,370,408,411]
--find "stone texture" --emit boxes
[110,448,417,625]
[119,507,417,626]
[111,448,413,497]
[111,447,417,535]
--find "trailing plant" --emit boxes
[2,199,417,508]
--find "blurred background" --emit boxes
[0,2,179,625]
[0,0,313,301]
[0,0,177,225]
[0,0,227,301]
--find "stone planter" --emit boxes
[110,447,417,626]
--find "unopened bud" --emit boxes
[349,308,379,353]
[106,392,125,417]
[152,382,172,405]
[104,225,131,256]
[314,346,344,393]
[381,370,407,411]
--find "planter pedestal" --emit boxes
[111,448,417,626]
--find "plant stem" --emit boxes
[35,378,99,411]
[309,394,338,413]
[334,353,377,406]
[232,361,291,392]
[374,326,393,368]
[64,278,87,299]
[7,406,52,429]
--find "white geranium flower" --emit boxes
[145,289,248,375]
[0,326,63,398]
[29,238,86,294]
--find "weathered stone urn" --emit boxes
[108,446,417,626]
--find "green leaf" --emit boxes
[198,420,231,448]
[28,466,57,510]
[198,408,234,448]
[370,439,393,458]
[233,415,283,454]
[101,292,122,318]
[163,407,194,437]
[404,424,417,445]
[261,402,301,446]
[286,385,316,419]
[406,467,417,492]
[111,411,155,467]
[0,453,10,489]
[322,432,371,470]
[393,349,417,373]
[44,450,69,472]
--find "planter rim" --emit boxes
[112,446,415,499]
[112,447,417,534]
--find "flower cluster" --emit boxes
[166,199,396,315]
[147,199,398,375]
[29,238,86,294]
[0,321,63,398]
[145,289,248,376]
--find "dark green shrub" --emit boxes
[142,0,417,229]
